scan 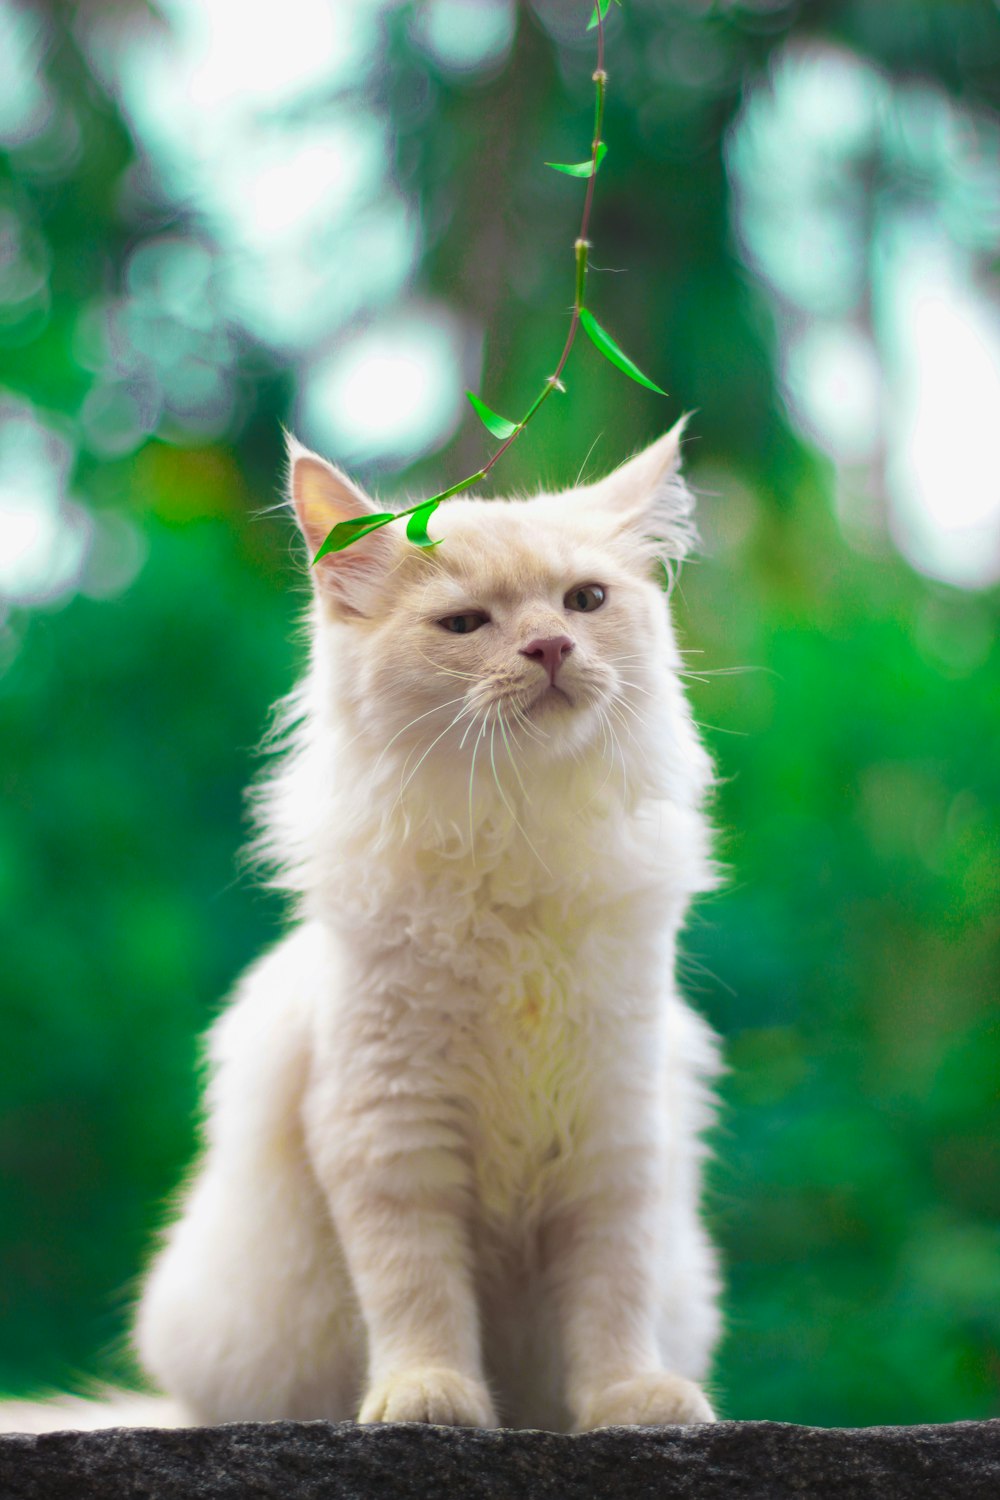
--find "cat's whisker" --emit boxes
[506,696,547,746]
[373,693,470,774]
[337,687,471,770]
[604,700,632,743]
[573,431,604,488]
[597,704,611,760]
[395,702,477,809]
[501,694,546,746]
[466,707,492,860]
[598,709,620,793]
[681,664,770,678]
[601,709,630,804]
[606,699,654,783]
[592,709,622,800]
[606,696,644,735]
[608,694,649,730]
[676,950,740,1001]
[414,647,481,683]
[603,707,632,793]
[425,664,482,684]
[693,719,749,737]
[489,713,550,874]
[459,706,489,751]
[575,707,618,813]
[396,699,474,775]
[496,703,531,804]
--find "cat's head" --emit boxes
[287,424,698,784]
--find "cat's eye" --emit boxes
[438,611,489,635]
[564,584,606,613]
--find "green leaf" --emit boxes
[466,391,518,440]
[405,500,441,549]
[312,513,396,563]
[586,0,619,30]
[579,307,667,395]
[545,142,607,179]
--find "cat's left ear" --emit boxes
[286,434,399,616]
[585,415,695,558]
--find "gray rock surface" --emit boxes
[1,1419,998,1500]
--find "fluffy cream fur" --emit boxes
[7,423,724,1434]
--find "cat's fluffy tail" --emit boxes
[0,1389,189,1434]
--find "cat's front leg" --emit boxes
[545,1164,716,1430]
[303,1071,496,1429]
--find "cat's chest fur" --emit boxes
[332,810,681,1227]
[465,947,583,1225]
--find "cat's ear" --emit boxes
[585,416,696,559]
[286,434,398,616]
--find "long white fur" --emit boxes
[2,422,723,1434]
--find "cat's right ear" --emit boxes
[286,434,398,616]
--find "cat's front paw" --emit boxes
[574,1371,716,1430]
[358,1367,497,1428]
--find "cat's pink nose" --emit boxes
[519,635,574,684]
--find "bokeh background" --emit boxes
[1,0,998,1426]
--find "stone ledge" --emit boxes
[1,1419,998,1500]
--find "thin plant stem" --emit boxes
[313,3,610,558]
[471,8,606,486]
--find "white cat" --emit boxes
[9,422,724,1434]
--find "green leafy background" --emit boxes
[0,0,997,1426]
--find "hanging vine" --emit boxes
[313,0,663,562]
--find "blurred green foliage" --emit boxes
[0,0,998,1427]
